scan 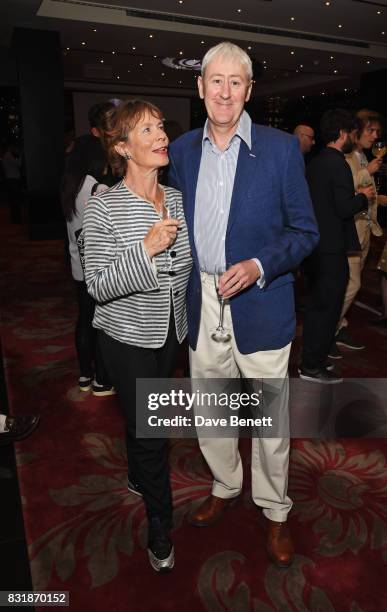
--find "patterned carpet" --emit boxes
[0,210,386,612]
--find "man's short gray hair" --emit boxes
[201,41,253,81]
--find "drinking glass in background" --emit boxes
[372,141,386,193]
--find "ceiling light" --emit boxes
[344,88,347,92]
[132,46,136,50]
[81,42,86,46]
[154,55,157,58]
[112,51,115,54]
[237,9,242,12]
[93,29,97,32]
[179,0,183,3]
[290,51,295,55]
[366,60,371,64]
[179,50,183,55]
[302,95,305,99]
[127,69,130,72]
[179,80,183,83]
[325,1,330,5]
[201,40,205,44]
[377,10,381,14]
[290,17,295,21]
[382,31,386,35]
[139,63,143,66]
[330,56,334,60]
[66,47,70,51]
[161,72,165,76]
[321,91,326,95]
[247,46,252,50]
[100,59,104,63]
[149,34,154,38]
[338,24,343,28]
[116,76,120,79]
[333,69,338,73]
[300,64,303,68]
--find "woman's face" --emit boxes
[126,111,169,170]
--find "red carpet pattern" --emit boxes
[1,214,386,612]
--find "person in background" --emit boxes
[83,99,192,572]
[0,414,39,447]
[332,109,387,356]
[62,137,115,396]
[2,140,23,224]
[293,124,315,156]
[300,109,374,384]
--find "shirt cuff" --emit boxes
[251,258,265,288]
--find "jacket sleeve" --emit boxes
[254,138,320,286]
[331,163,368,218]
[83,196,159,303]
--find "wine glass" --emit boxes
[371,141,386,194]
[372,141,387,159]
[211,266,231,343]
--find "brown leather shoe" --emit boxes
[266,519,294,568]
[190,495,236,527]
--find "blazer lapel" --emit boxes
[185,132,203,236]
[227,131,261,235]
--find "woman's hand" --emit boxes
[143,219,180,259]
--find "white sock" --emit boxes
[0,414,8,433]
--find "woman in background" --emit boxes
[62,137,115,396]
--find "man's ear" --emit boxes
[197,76,204,100]
[245,81,253,103]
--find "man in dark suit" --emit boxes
[300,109,375,383]
[169,41,318,567]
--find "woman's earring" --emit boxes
[124,152,131,161]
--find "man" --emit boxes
[293,124,315,156]
[299,110,374,383]
[169,42,319,567]
[333,109,386,355]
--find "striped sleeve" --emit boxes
[83,196,159,303]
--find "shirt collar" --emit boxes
[202,110,252,150]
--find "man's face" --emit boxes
[197,55,252,132]
[357,121,381,150]
[298,129,315,154]
[341,131,355,155]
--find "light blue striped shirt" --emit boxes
[194,110,264,284]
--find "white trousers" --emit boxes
[190,272,292,522]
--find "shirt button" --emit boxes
[173,290,180,297]
[170,250,177,258]
[168,271,176,277]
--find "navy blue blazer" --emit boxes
[169,123,319,354]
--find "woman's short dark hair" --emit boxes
[320,109,358,145]
[104,99,163,176]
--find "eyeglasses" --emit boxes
[301,133,315,141]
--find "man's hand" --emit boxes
[218,260,260,298]
[367,158,383,175]
[377,194,387,206]
[357,184,376,201]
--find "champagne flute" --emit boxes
[371,141,386,194]
[158,197,177,275]
[211,265,231,343]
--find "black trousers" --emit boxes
[74,281,110,384]
[302,252,349,370]
[97,319,180,526]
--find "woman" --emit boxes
[83,100,192,572]
[62,137,115,396]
